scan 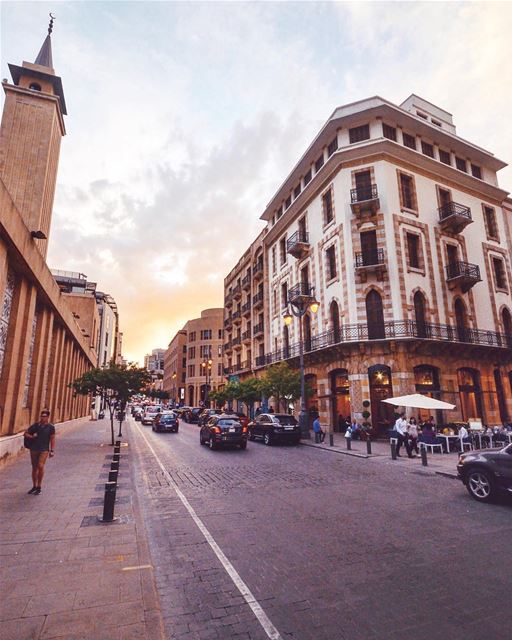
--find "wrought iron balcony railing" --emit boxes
[253,319,510,367]
[253,260,264,278]
[232,310,242,323]
[224,317,232,328]
[438,201,472,223]
[287,282,314,304]
[232,284,242,299]
[231,336,241,347]
[242,273,251,290]
[350,183,378,204]
[253,322,264,336]
[354,248,385,268]
[446,261,481,281]
[253,291,264,306]
[286,230,310,258]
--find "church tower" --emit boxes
[0,16,67,258]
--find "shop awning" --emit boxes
[382,394,455,410]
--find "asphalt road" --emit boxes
[130,416,511,640]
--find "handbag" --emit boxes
[23,424,39,449]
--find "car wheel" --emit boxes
[239,441,247,450]
[263,433,272,446]
[209,437,217,451]
[466,468,495,502]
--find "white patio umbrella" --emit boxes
[382,393,455,410]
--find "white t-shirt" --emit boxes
[459,426,468,439]
[394,418,407,436]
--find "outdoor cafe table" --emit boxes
[436,434,459,453]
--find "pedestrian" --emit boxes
[394,412,414,458]
[312,415,325,443]
[407,417,419,454]
[23,409,55,495]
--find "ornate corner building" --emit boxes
[223,95,512,433]
[0,28,97,442]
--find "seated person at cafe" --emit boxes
[457,424,471,450]
[418,421,438,445]
[496,425,509,444]
[481,426,493,448]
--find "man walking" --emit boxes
[394,412,414,458]
[24,409,55,495]
[312,414,325,443]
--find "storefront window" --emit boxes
[368,365,394,434]
[330,369,351,431]
[414,365,441,423]
[457,368,483,421]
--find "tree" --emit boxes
[209,388,227,408]
[71,363,152,445]
[236,378,263,418]
[148,389,170,401]
[260,362,302,412]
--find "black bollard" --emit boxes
[346,437,352,451]
[115,440,121,447]
[366,439,372,455]
[390,438,397,460]
[110,461,119,473]
[329,433,334,447]
[108,469,119,483]
[420,444,428,467]
[112,453,120,463]
[99,481,117,522]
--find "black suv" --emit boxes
[185,407,203,424]
[457,443,512,502]
[200,414,248,450]
[198,408,223,427]
[248,413,300,446]
[152,412,179,433]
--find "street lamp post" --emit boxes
[201,358,213,407]
[283,285,320,440]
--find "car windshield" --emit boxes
[273,415,297,425]
[161,415,175,423]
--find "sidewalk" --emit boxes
[0,418,164,640]
[302,431,461,477]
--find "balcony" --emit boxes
[253,321,264,337]
[232,310,242,325]
[287,282,314,306]
[225,292,233,307]
[224,316,232,329]
[224,341,233,354]
[354,248,386,271]
[233,284,242,300]
[446,261,481,293]
[242,273,251,291]
[241,300,251,318]
[350,184,380,217]
[242,328,252,344]
[255,318,510,367]
[253,290,264,309]
[232,336,242,349]
[253,260,264,280]
[438,201,473,234]
[286,230,310,259]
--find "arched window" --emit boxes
[454,298,468,342]
[304,314,312,352]
[457,368,483,421]
[366,290,385,339]
[330,300,340,343]
[368,365,394,435]
[502,308,512,347]
[414,365,441,422]
[413,291,427,338]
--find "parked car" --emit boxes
[248,413,300,446]
[132,407,143,421]
[200,414,248,450]
[185,407,203,424]
[142,409,160,426]
[198,408,223,427]
[152,412,179,433]
[175,406,191,418]
[457,443,512,502]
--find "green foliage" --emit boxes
[260,362,301,412]
[148,389,170,400]
[236,378,263,416]
[209,388,227,407]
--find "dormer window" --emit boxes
[29,83,42,91]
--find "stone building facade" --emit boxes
[223,95,512,433]
[163,329,187,404]
[0,28,96,451]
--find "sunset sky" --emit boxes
[2,1,511,364]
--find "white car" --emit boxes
[142,409,160,425]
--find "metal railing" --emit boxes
[286,230,309,252]
[232,310,242,322]
[224,341,232,351]
[224,317,232,328]
[254,319,510,367]
[232,284,242,298]
[350,183,378,203]
[446,261,481,281]
[253,291,264,306]
[287,282,314,303]
[253,322,264,336]
[241,301,251,315]
[253,261,263,276]
[354,248,385,268]
[242,274,251,288]
[232,336,241,347]
[438,201,471,222]
[242,329,251,341]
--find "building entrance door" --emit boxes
[330,369,351,431]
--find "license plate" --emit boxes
[284,426,295,430]
[229,427,236,433]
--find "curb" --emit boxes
[301,441,369,459]
[434,470,459,480]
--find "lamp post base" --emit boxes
[298,410,310,439]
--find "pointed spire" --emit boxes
[34,13,55,69]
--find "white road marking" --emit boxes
[133,420,283,640]
[121,564,153,572]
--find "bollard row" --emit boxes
[99,440,122,523]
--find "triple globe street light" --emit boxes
[282,284,320,439]
[201,358,213,407]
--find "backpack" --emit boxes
[23,424,38,449]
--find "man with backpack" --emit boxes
[23,409,55,495]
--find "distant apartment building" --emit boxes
[0,26,97,453]
[163,309,224,406]
[144,348,166,392]
[223,94,512,432]
[163,329,187,403]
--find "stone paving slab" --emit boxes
[0,418,165,640]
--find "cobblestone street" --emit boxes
[132,417,511,640]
